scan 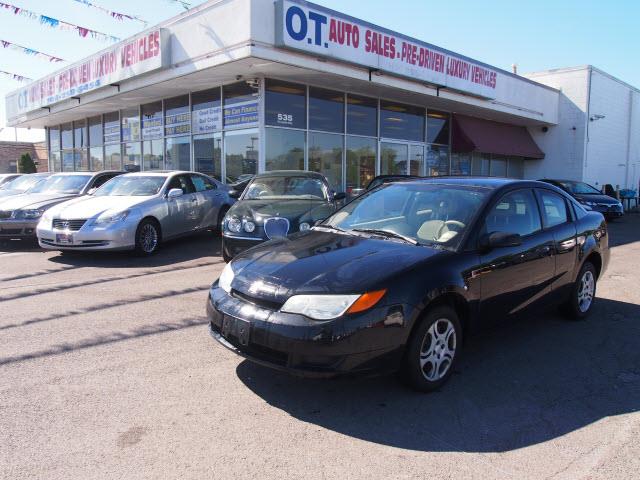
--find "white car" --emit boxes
[37,171,235,255]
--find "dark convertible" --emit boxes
[207,178,609,391]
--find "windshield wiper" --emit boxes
[352,228,419,245]
[313,224,347,233]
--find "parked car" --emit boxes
[539,179,623,219]
[0,173,21,187]
[365,174,422,191]
[207,178,609,391]
[221,170,346,262]
[0,173,52,200]
[228,175,254,199]
[0,171,122,240]
[37,171,235,255]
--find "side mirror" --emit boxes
[333,192,346,201]
[87,187,97,195]
[479,231,522,250]
[167,188,184,199]
[229,189,241,199]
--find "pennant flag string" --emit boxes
[71,0,147,26]
[0,2,120,43]
[0,39,65,63]
[0,69,32,83]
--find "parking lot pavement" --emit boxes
[1,218,639,480]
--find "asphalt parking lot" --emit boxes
[1,217,639,480]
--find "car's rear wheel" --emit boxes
[134,219,160,256]
[402,305,461,392]
[562,261,597,319]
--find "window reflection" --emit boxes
[265,79,306,129]
[347,95,377,137]
[121,108,140,142]
[380,101,424,142]
[223,82,259,129]
[427,110,450,144]
[346,136,376,198]
[142,102,163,140]
[194,134,221,179]
[380,142,408,175]
[104,144,121,170]
[103,112,120,144]
[265,128,305,171]
[90,147,103,171]
[426,145,449,176]
[309,87,344,133]
[165,95,190,137]
[88,116,102,147]
[124,142,142,172]
[143,140,164,171]
[225,129,258,183]
[309,132,342,191]
[165,136,191,171]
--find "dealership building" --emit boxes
[5,0,640,194]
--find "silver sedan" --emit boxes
[37,171,235,255]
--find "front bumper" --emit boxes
[222,233,265,258]
[590,204,624,217]
[206,284,409,377]
[0,219,39,238]
[37,221,137,251]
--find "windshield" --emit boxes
[3,175,46,192]
[94,176,167,196]
[559,181,601,195]
[322,183,489,249]
[244,176,328,200]
[29,175,91,194]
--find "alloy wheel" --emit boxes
[577,270,595,313]
[140,223,158,253]
[419,318,457,381]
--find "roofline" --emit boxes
[525,65,640,94]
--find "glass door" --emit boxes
[409,144,425,176]
[380,142,408,175]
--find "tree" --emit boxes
[18,153,36,174]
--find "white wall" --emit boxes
[524,67,589,180]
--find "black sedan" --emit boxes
[207,178,609,391]
[539,179,623,219]
[221,170,345,261]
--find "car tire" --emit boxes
[134,218,161,256]
[562,261,597,320]
[402,305,462,392]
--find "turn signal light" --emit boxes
[347,289,387,314]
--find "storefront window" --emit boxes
[74,149,89,171]
[61,123,73,149]
[88,116,103,147]
[104,144,122,170]
[225,129,258,183]
[223,82,259,129]
[124,142,142,172]
[90,147,103,171]
[142,101,163,140]
[165,95,191,137]
[265,79,306,129]
[426,145,449,176]
[192,88,221,135]
[427,110,450,144]
[143,140,164,171]
[62,150,75,171]
[103,112,120,144]
[121,108,140,142]
[165,136,191,171]
[309,132,343,191]
[451,152,471,175]
[471,153,490,176]
[380,142,408,175]
[347,95,377,137]
[309,87,344,133]
[380,101,425,142]
[410,145,425,176]
[193,134,222,179]
[508,157,524,178]
[346,136,376,198]
[265,128,305,171]
[74,120,87,149]
[49,127,60,151]
[490,155,507,177]
[51,151,61,172]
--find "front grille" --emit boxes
[52,219,87,231]
[264,217,290,239]
[0,210,12,219]
[0,228,22,235]
[231,288,284,311]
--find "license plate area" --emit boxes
[56,233,73,244]
[221,315,251,346]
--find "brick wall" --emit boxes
[0,141,49,173]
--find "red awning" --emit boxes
[452,114,545,159]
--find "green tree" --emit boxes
[18,153,37,174]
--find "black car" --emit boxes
[221,171,345,262]
[365,174,422,191]
[539,179,623,219]
[207,178,609,391]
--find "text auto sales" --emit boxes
[284,6,497,90]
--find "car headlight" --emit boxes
[243,220,255,233]
[227,217,242,233]
[299,222,310,232]
[580,200,596,206]
[218,263,234,293]
[93,210,130,225]
[18,209,45,219]
[280,290,386,320]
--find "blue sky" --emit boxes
[1,0,638,141]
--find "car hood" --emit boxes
[46,195,151,219]
[229,231,445,303]
[573,193,620,205]
[228,198,333,224]
[0,192,79,211]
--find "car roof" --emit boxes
[121,170,194,177]
[253,170,327,180]
[397,176,521,189]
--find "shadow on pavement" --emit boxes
[607,214,640,248]
[237,298,640,453]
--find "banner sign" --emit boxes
[142,117,163,140]
[275,0,499,99]
[192,106,222,134]
[165,112,191,136]
[6,28,170,121]
[103,123,120,144]
[224,100,258,128]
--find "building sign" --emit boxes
[6,29,171,122]
[224,100,259,128]
[275,1,498,99]
[142,117,163,140]
[165,112,191,136]
[103,123,120,144]
[192,106,222,134]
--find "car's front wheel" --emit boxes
[562,261,597,319]
[134,219,160,256]
[402,305,462,392]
